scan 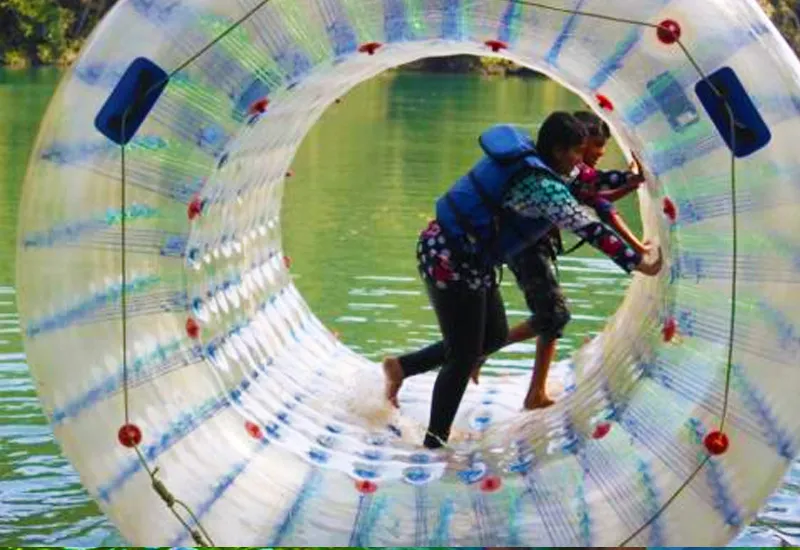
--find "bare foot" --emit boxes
[523,393,556,410]
[470,355,487,385]
[382,356,404,408]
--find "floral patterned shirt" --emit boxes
[506,173,642,271]
[570,163,635,220]
[418,171,643,291]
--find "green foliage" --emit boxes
[759,0,800,57]
[400,54,539,77]
[3,48,29,68]
[0,0,113,67]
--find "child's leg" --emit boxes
[607,209,648,254]
[470,313,537,384]
[507,319,539,344]
[395,342,447,376]
[382,357,404,408]
[469,247,546,385]
[509,244,559,348]
[393,290,509,391]
[482,284,510,355]
[515,244,571,409]
[524,336,557,409]
[384,341,447,407]
[424,282,505,448]
[385,225,471,405]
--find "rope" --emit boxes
[133,445,216,546]
[111,0,742,545]
[120,137,129,424]
[510,0,665,29]
[165,0,274,80]
[719,93,739,432]
[118,86,214,545]
[116,1,274,544]
[618,457,711,546]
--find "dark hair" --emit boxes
[573,110,611,140]
[536,112,587,166]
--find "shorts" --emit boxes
[506,240,571,340]
[417,220,496,291]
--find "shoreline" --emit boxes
[1,55,545,78]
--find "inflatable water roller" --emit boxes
[16,0,800,546]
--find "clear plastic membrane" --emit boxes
[16,0,800,545]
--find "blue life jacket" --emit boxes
[435,124,563,265]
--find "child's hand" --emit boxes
[626,173,645,188]
[638,239,655,255]
[629,151,645,175]
[634,245,663,276]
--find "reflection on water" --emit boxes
[283,72,635,370]
[0,69,795,545]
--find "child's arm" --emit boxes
[507,176,649,274]
[594,170,645,202]
[606,209,650,255]
[593,199,649,255]
[596,151,647,202]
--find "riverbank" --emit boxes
[401,55,543,77]
[1,51,540,77]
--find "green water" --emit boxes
[284,71,638,364]
[0,69,790,546]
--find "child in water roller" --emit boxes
[383,112,663,449]
[384,111,654,415]
[466,110,652,389]
[568,110,650,256]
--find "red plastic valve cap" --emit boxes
[480,474,502,492]
[596,94,614,112]
[592,421,612,439]
[484,39,508,53]
[188,196,203,221]
[283,255,292,269]
[704,430,729,455]
[245,421,263,439]
[186,317,201,339]
[248,97,270,115]
[663,317,677,342]
[657,19,682,45]
[118,423,142,448]
[663,196,678,222]
[355,479,378,494]
[358,42,383,55]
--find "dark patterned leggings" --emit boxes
[403,278,508,448]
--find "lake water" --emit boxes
[0,68,796,546]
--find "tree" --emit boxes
[759,0,800,57]
[0,0,116,67]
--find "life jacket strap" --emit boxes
[561,237,588,256]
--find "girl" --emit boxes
[384,112,662,449]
